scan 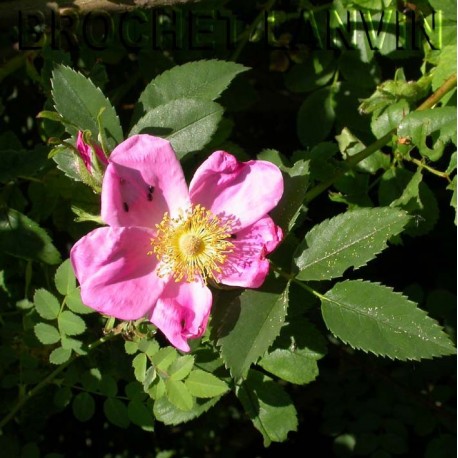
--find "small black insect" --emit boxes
[123,202,129,212]
[147,185,154,201]
[230,233,237,239]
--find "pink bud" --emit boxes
[76,131,108,174]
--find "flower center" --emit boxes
[179,233,204,256]
[150,204,234,283]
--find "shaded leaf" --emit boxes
[217,282,289,380]
[237,370,298,446]
[0,209,61,265]
[72,392,95,422]
[379,167,439,236]
[104,398,130,428]
[128,400,155,431]
[270,159,310,231]
[297,87,335,147]
[258,318,326,385]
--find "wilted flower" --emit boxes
[71,135,283,351]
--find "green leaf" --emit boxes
[0,209,61,265]
[54,259,76,296]
[143,366,157,391]
[379,168,439,236]
[58,310,86,336]
[165,379,194,411]
[52,65,123,150]
[128,400,155,431]
[72,392,95,422]
[0,147,48,183]
[137,338,159,357]
[447,176,457,225]
[217,282,289,380]
[168,355,195,381]
[99,375,118,397]
[65,288,93,315]
[294,207,410,281]
[371,100,409,138]
[34,323,60,345]
[397,107,456,160]
[60,336,84,354]
[49,346,72,365]
[432,44,457,92]
[270,160,310,231]
[129,98,223,158]
[150,347,178,371]
[34,289,60,320]
[124,341,138,355]
[153,396,220,426]
[185,369,229,398]
[237,370,298,446]
[297,87,335,148]
[53,386,73,409]
[52,147,81,182]
[148,377,166,400]
[132,353,147,383]
[321,280,457,360]
[336,127,390,173]
[135,59,247,113]
[285,51,336,93]
[103,398,130,428]
[258,318,327,385]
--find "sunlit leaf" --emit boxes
[321,280,456,360]
[294,207,409,280]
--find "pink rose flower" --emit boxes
[70,135,284,351]
[76,131,108,173]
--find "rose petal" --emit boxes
[189,151,284,230]
[218,216,283,288]
[102,135,190,228]
[70,226,166,320]
[150,280,212,352]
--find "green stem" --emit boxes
[271,262,326,301]
[230,0,276,62]
[407,156,451,182]
[303,73,457,204]
[0,333,116,430]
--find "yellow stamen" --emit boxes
[150,204,234,283]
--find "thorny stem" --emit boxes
[230,0,276,62]
[0,332,117,430]
[303,73,457,204]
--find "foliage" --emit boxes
[0,0,456,456]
